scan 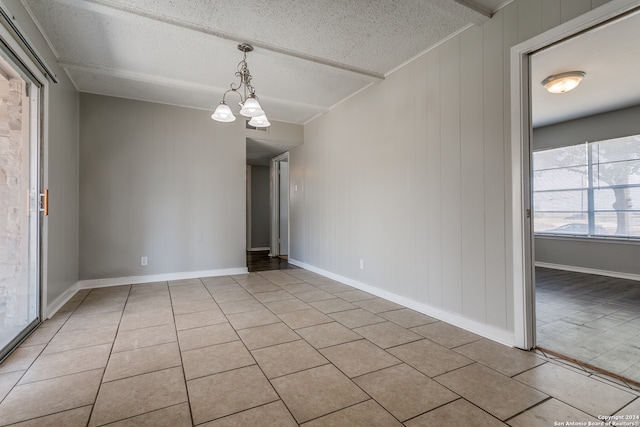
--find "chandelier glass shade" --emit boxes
[211,102,235,122]
[211,43,270,127]
[248,114,271,127]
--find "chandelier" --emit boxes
[211,43,270,127]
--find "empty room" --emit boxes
[1,0,639,426]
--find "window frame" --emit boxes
[533,137,640,242]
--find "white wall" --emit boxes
[79,93,303,281]
[79,94,247,279]
[2,2,80,311]
[292,0,612,340]
[534,105,640,151]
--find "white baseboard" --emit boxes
[77,267,249,289]
[535,262,640,282]
[288,258,516,347]
[45,267,249,319]
[45,283,80,319]
[249,247,270,252]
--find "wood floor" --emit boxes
[536,267,640,385]
[247,251,299,272]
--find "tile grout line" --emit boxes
[170,278,199,427]
[227,273,300,425]
[0,291,90,406]
[86,283,133,427]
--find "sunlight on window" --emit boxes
[533,135,640,238]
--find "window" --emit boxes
[533,135,640,239]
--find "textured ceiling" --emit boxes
[22,0,506,124]
[531,9,640,128]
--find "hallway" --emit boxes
[246,251,297,272]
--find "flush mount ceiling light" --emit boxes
[211,43,270,127]
[541,71,586,93]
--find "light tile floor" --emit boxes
[0,268,639,426]
[536,267,640,385]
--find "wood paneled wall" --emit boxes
[292,0,613,335]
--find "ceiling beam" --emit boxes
[74,0,385,82]
[452,0,494,18]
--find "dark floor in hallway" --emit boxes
[247,251,298,272]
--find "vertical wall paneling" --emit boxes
[460,25,487,322]
[413,54,429,301]
[592,0,614,8]
[425,49,443,307]
[302,120,322,267]
[295,0,614,340]
[351,93,375,283]
[289,145,305,262]
[483,10,509,330]
[542,0,562,31]
[390,65,415,296]
[518,0,543,42]
[439,37,463,313]
[561,0,593,22]
[503,1,519,331]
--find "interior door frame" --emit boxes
[246,164,252,251]
[270,152,289,257]
[510,0,640,350]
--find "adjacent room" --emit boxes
[1,0,639,425]
[530,9,640,384]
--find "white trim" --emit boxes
[0,10,51,338]
[45,282,79,319]
[246,165,251,251]
[270,152,290,257]
[249,247,270,251]
[45,266,248,319]
[289,259,515,347]
[510,0,640,351]
[535,262,640,282]
[77,267,248,289]
[510,34,535,350]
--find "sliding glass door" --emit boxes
[0,49,42,361]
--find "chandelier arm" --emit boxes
[221,88,242,104]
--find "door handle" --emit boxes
[39,189,48,216]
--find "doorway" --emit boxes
[512,1,640,383]
[0,49,43,361]
[270,153,289,259]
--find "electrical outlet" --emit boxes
[359,259,365,270]
[141,256,148,266]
